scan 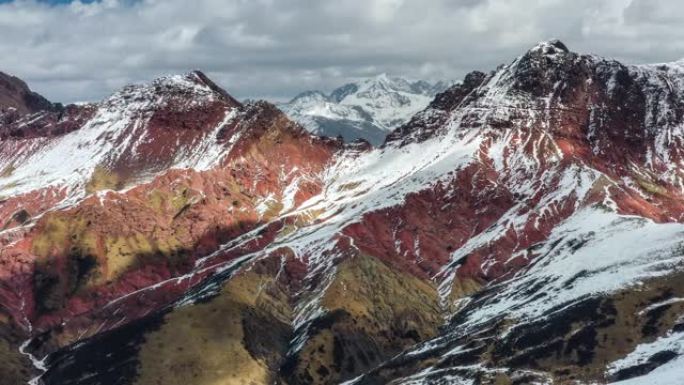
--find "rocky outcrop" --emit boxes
[0,71,55,117]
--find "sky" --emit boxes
[0,0,683,103]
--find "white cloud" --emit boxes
[0,0,682,103]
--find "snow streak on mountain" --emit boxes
[2,41,684,385]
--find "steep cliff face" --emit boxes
[0,72,55,118]
[3,41,684,385]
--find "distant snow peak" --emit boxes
[280,74,451,145]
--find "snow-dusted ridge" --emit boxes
[0,71,239,204]
[316,41,684,384]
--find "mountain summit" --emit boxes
[279,74,450,145]
[0,71,56,118]
[2,42,684,385]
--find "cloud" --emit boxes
[0,0,682,103]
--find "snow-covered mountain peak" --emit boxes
[280,74,450,145]
[103,70,239,112]
[0,70,247,206]
[288,90,330,106]
[374,71,391,81]
[350,72,440,97]
[528,39,570,56]
[358,72,413,93]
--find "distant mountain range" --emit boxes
[279,74,450,145]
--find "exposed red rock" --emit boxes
[3,41,684,385]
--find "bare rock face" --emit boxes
[3,41,684,385]
[0,71,54,116]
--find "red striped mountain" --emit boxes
[2,41,684,385]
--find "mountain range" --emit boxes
[279,74,450,145]
[1,40,684,385]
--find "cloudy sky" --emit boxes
[0,0,682,103]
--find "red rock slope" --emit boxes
[3,41,684,385]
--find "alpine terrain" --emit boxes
[279,74,449,145]
[2,40,684,385]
